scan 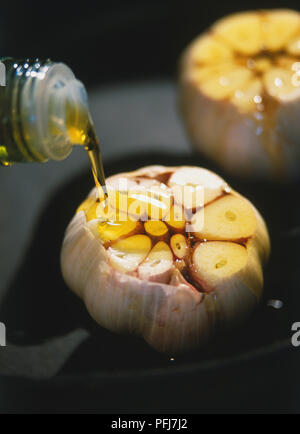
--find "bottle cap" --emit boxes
[20,62,89,161]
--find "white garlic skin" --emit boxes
[61,166,270,354]
[179,80,300,179]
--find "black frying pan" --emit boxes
[0,151,299,413]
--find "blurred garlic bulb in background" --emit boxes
[180,9,300,179]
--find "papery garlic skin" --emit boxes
[61,166,270,353]
[180,10,300,179]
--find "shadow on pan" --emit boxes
[0,151,300,413]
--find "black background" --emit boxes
[1,0,300,84]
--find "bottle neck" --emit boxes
[2,58,91,163]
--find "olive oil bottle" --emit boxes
[0,58,107,196]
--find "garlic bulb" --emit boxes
[180,9,300,179]
[61,166,270,354]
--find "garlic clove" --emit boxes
[109,235,152,274]
[191,241,261,323]
[195,194,257,241]
[168,167,228,206]
[262,9,300,51]
[97,220,143,248]
[214,12,262,56]
[192,241,248,287]
[138,241,174,284]
[144,220,170,243]
[165,204,186,233]
[170,234,188,259]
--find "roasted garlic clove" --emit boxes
[144,220,170,243]
[195,194,257,241]
[109,235,152,274]
[191,241,261,323]
[168,166,227,206]
[61,165,270,353]
[165,205,186,233]
[180,9,300,179]
[170,234,189,260]
[138,241,174,284]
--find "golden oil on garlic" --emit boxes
[62,165,270,353]
[76,166,265,293]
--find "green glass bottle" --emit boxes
[0,58,94,166]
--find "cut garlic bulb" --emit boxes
[180,9,300,179]
[61,166,270,353]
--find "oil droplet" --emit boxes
[254,95,262,104]
[235,90,244,99]
[219,76,229,87]
[256,126,264,136]
[267,299,284,310]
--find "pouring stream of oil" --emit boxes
[84,125,108,201]
[66,99,108,201]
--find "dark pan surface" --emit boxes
[0,152,300,412]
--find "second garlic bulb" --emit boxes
[61,165,270,354]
